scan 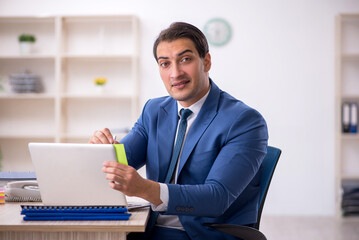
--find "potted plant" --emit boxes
[18,33,36,54]
[93,77,107,94]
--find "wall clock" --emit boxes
[204,18,232,46]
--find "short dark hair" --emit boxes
[153,22,209,61]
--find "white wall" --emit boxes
[1,0,359,216]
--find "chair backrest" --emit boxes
[254,146,281,229]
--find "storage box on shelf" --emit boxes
[336,14,359,217]
[0,15,139,171]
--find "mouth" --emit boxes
[172,80,190,89]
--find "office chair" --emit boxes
[203,146,282,240]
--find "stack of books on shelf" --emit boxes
[342,179,359,216]
[9,70,43,93]
[21,205,131,221]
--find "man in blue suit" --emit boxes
[89,22,268,240]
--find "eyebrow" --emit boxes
[157,49,194,61]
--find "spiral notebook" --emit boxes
[21,205,131,221]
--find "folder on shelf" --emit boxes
[21,205,131,221]
[342,102,359,134]
[349,103,358,133]
[342,102,350,133]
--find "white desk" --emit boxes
[0,202,149,240]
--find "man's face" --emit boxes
[156,38,211,107]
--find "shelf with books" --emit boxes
[0,58,56,95]
[336,13,359,217]
[0,15,139,171]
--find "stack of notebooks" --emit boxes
[9,71,44,93]
[0,187,4,204]
[342,179,359,216]
[21,205,131,221]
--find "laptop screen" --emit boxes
[28,142,127,206]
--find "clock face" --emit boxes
[204,18,232,46]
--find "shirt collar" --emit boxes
[177,86,211,118]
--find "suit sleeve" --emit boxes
[166,108,268,217]
[119,100,150,170]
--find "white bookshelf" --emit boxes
[335,14,359,216]
[0,15,139,171]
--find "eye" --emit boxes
[181,57,191,63]
[159,61,169,68]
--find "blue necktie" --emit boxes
[145,108,192,235]
[164,108,193,183]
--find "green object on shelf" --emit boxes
[18,34,36,43]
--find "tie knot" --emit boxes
[180,108,192,121]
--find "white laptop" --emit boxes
[28,142,127,206]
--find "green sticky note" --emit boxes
[113,144,128,165]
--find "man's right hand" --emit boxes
[88,128,116,144]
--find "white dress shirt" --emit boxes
[151,88,210,230]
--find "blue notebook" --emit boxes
[21,205,131,221]
[0,171,36,180]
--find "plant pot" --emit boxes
[95,85,106,94]
[19,42,34,55]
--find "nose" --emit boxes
[170,63,183,79]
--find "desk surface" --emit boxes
[0,202,149,233]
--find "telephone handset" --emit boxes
[5,180,41,202]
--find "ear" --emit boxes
[203,53,211,72]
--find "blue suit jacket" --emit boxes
[121,80,268,239]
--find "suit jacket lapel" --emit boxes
[178,81,221,176]
[157,98,178,182]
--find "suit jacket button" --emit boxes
[189,207,194,212]
[176,207,181,211]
